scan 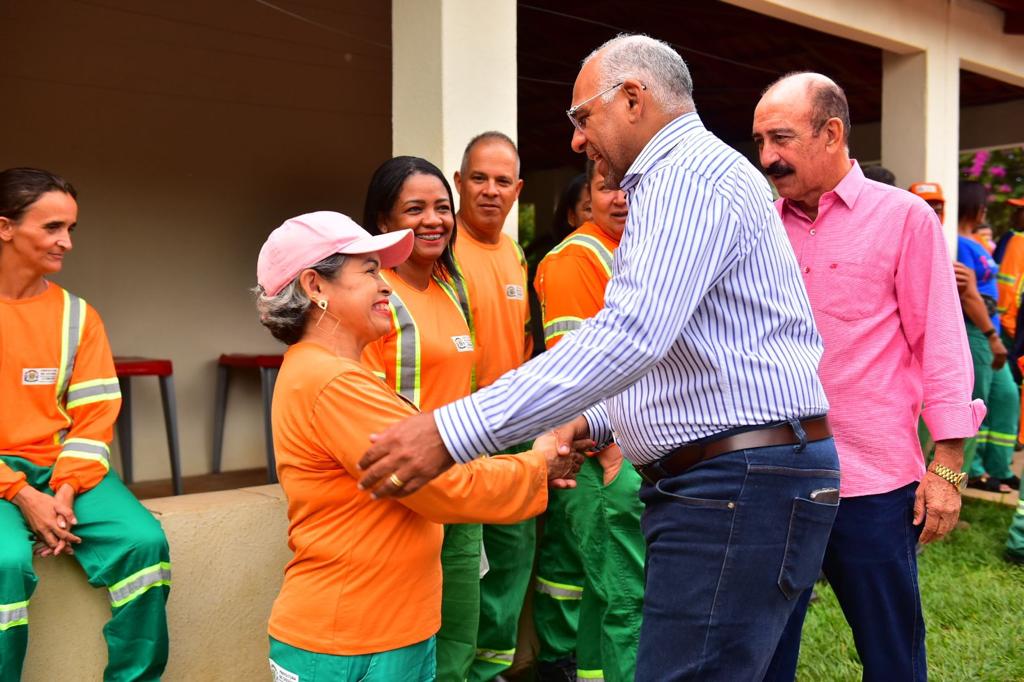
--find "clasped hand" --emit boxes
[13,484,80,557]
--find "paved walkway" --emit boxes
[962,449,1022,508]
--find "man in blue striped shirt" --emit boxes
[360,35,840,680]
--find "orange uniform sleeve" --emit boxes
[360,334,391,384]
[49,307,122,494]
[536,254,608,349]
[0,462,28,501]
[312,368,547,524]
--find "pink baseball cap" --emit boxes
[257,211,413,296]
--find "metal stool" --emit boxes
[113,356,184,496]
[211,353,283,483]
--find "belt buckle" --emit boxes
[637,460,667,485]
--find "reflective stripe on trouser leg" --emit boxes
[469,518,536,682]
[69,471,171,682]
[975,364,1020,480]
[534,487,584,663]
[436,523,482,681]
[0,484,38,681]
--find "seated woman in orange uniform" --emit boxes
[254,210,579,682]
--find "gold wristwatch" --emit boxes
[928,462,967,492]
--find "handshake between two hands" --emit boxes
[530,415,625,489]
[359,412,626,499]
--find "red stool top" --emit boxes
[114,356,174,377]
[218,353,284,369]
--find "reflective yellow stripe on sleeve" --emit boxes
[58,437,111,471]
[543,316,584,344]
[66,377,122,410]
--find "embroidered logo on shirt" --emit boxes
[451,335,474,352]
[505,284,524,300]
[22,368,58,385]
[269,660,300,682]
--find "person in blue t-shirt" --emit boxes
[958,181,1019,493]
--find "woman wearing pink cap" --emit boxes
[254,211,580,682]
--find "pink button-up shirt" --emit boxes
[778,161,985,497]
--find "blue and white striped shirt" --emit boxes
[435,113,829,465]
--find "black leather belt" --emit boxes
[635,416,832,485]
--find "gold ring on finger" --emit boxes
[388,473,405,488]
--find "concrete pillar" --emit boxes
[882,47,961,239]
[392,0,519,236]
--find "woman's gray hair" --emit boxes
[254,254,346,345]
[583,34,694,114]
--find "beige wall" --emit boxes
[1,1,392,480]
[392,0,520,237]
[23,486,290,681]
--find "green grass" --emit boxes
[797,498,1024,681]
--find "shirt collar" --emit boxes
[780,159,865,220]
[620,112,704,193]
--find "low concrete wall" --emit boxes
[23,486,290,682]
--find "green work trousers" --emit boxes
[965,324,1019,480]
[533,488,584,663]
[566,458,645,682]
[436,523,482,681]
[469,518,537,682]
[532,456,645,682]
[1008,497,1024,559]
[269,636,436,681]
[0,458,170,681]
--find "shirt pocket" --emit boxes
[818,261,891,322]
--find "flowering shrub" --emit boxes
[960,146,1024,235]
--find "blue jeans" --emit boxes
[635,435,839,681]
[764,482,926,682]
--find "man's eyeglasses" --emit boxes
[566,81,646,131]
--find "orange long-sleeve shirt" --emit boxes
[361,271,475,409]
[454,227,532,388]
[0,282,121,499]
[534,221,620,349]
[268,342,548,655]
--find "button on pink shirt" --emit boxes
[777,161,985,497]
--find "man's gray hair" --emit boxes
[254,254,347,345]
[459,131,521,178]
[583,34,694,114]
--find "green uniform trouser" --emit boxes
[270,636,436,681]
[533,487,584,663]
[566,458,645,682]
[1008,497,1024,558]
[436,523,482,681]
[965,324,1019,480]
[533,456,645,681]
[0,458,170,681]
[469,444,536,682]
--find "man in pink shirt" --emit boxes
[753,72,985,681]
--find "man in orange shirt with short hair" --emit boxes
[451,131,534,681]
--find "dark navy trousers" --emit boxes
[765,482,927,682]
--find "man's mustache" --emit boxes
[765,161,795,178]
